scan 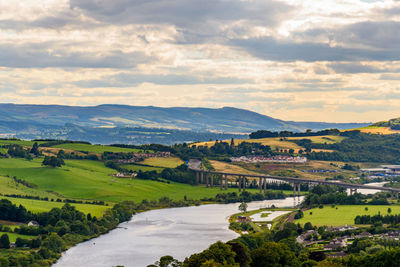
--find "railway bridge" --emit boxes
[190,167,400,198]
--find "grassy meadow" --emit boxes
[0,232,36,243]
[0,157,280,204]
[121,164,164,173]
[295,205,400,226]
[141,157,183,168]
[51,143,146,154]
[3,197,108,217]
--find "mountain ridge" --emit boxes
[0,103,367,133]
[0,103,369,144]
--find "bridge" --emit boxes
[189,167,400,198]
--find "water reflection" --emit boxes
[54,197,303,267]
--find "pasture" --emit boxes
[121,164,164,173]
[0,158,279,203]
[51,143,146,154]
[141,157,183,168]
[3,197,109,217]
[295,205,400,226]
[0,232,36,243]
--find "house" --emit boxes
[356,232,373,238]
[28,221,39,227]
[324,237,347,250]
[236,216,249,223]
[296,230,317,244]
[327,252,348,258]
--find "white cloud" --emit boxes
[0,0,399,123]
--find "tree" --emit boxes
[30,142,40,156]
[42,233,65,253]
[227,241,251,267]
[250,242,298,267]
[0,234,10,249]
[239,202,248,213]
[42,156,65,168]
[304,222,313,231]
[388,208,392,214]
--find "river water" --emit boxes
[54,197,303,267]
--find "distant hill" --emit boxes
[0,104,369,144]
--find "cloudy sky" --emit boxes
[1,0,399,122]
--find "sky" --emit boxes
[0,0,400,122]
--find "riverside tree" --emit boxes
[239,202,248,213]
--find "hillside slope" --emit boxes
[0,104,367,134]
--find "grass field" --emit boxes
[0,158,281,203]
[3,197,109,217]
[52,143,146,154]
[121,164,164,173]
[295,205,400,226]
[0,140,44,146]
[0,175,61,199]
[0,232,36,242]
[141,157,183,168]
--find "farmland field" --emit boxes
[0,232,36,242]
[193,135,345,151]
[51,143,146,154]
[141,157,183,168]
[121,164,164,173]
[295,205,400,226]
[0,158,279,203]
[354,126,400,135]
[3,197,108,217]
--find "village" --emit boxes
[230,155,308,163]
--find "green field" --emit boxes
[3,197,109,217]
[121,164,164,173]
[141,157,183,168]
[0,140,43,146]
[0,158,281,203]
[295,205,400,226]
[0,175,60,199]
[0,232,36,243]
[52,143,146,154]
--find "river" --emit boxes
[54,197,303,267]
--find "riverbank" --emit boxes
[54,197,304,267]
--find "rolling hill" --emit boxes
[0,104,368,144]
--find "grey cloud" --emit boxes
[380,74,400,80]
[72,72,251,87]
[328,63,385,74]
[70,0,292,27]
[0,44,152,68]
[230,36,400,62]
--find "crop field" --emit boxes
[0,232,36,242]
[0,158,282,203]
[295,205,400,226]
[141,157,183,168]
[194,135,345,151]
[354,126,400,135]
[285,135,346,144]
[210,160,261,175]
[51,143,147,154]
[3,197,109,217]
[121,164,164,173]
